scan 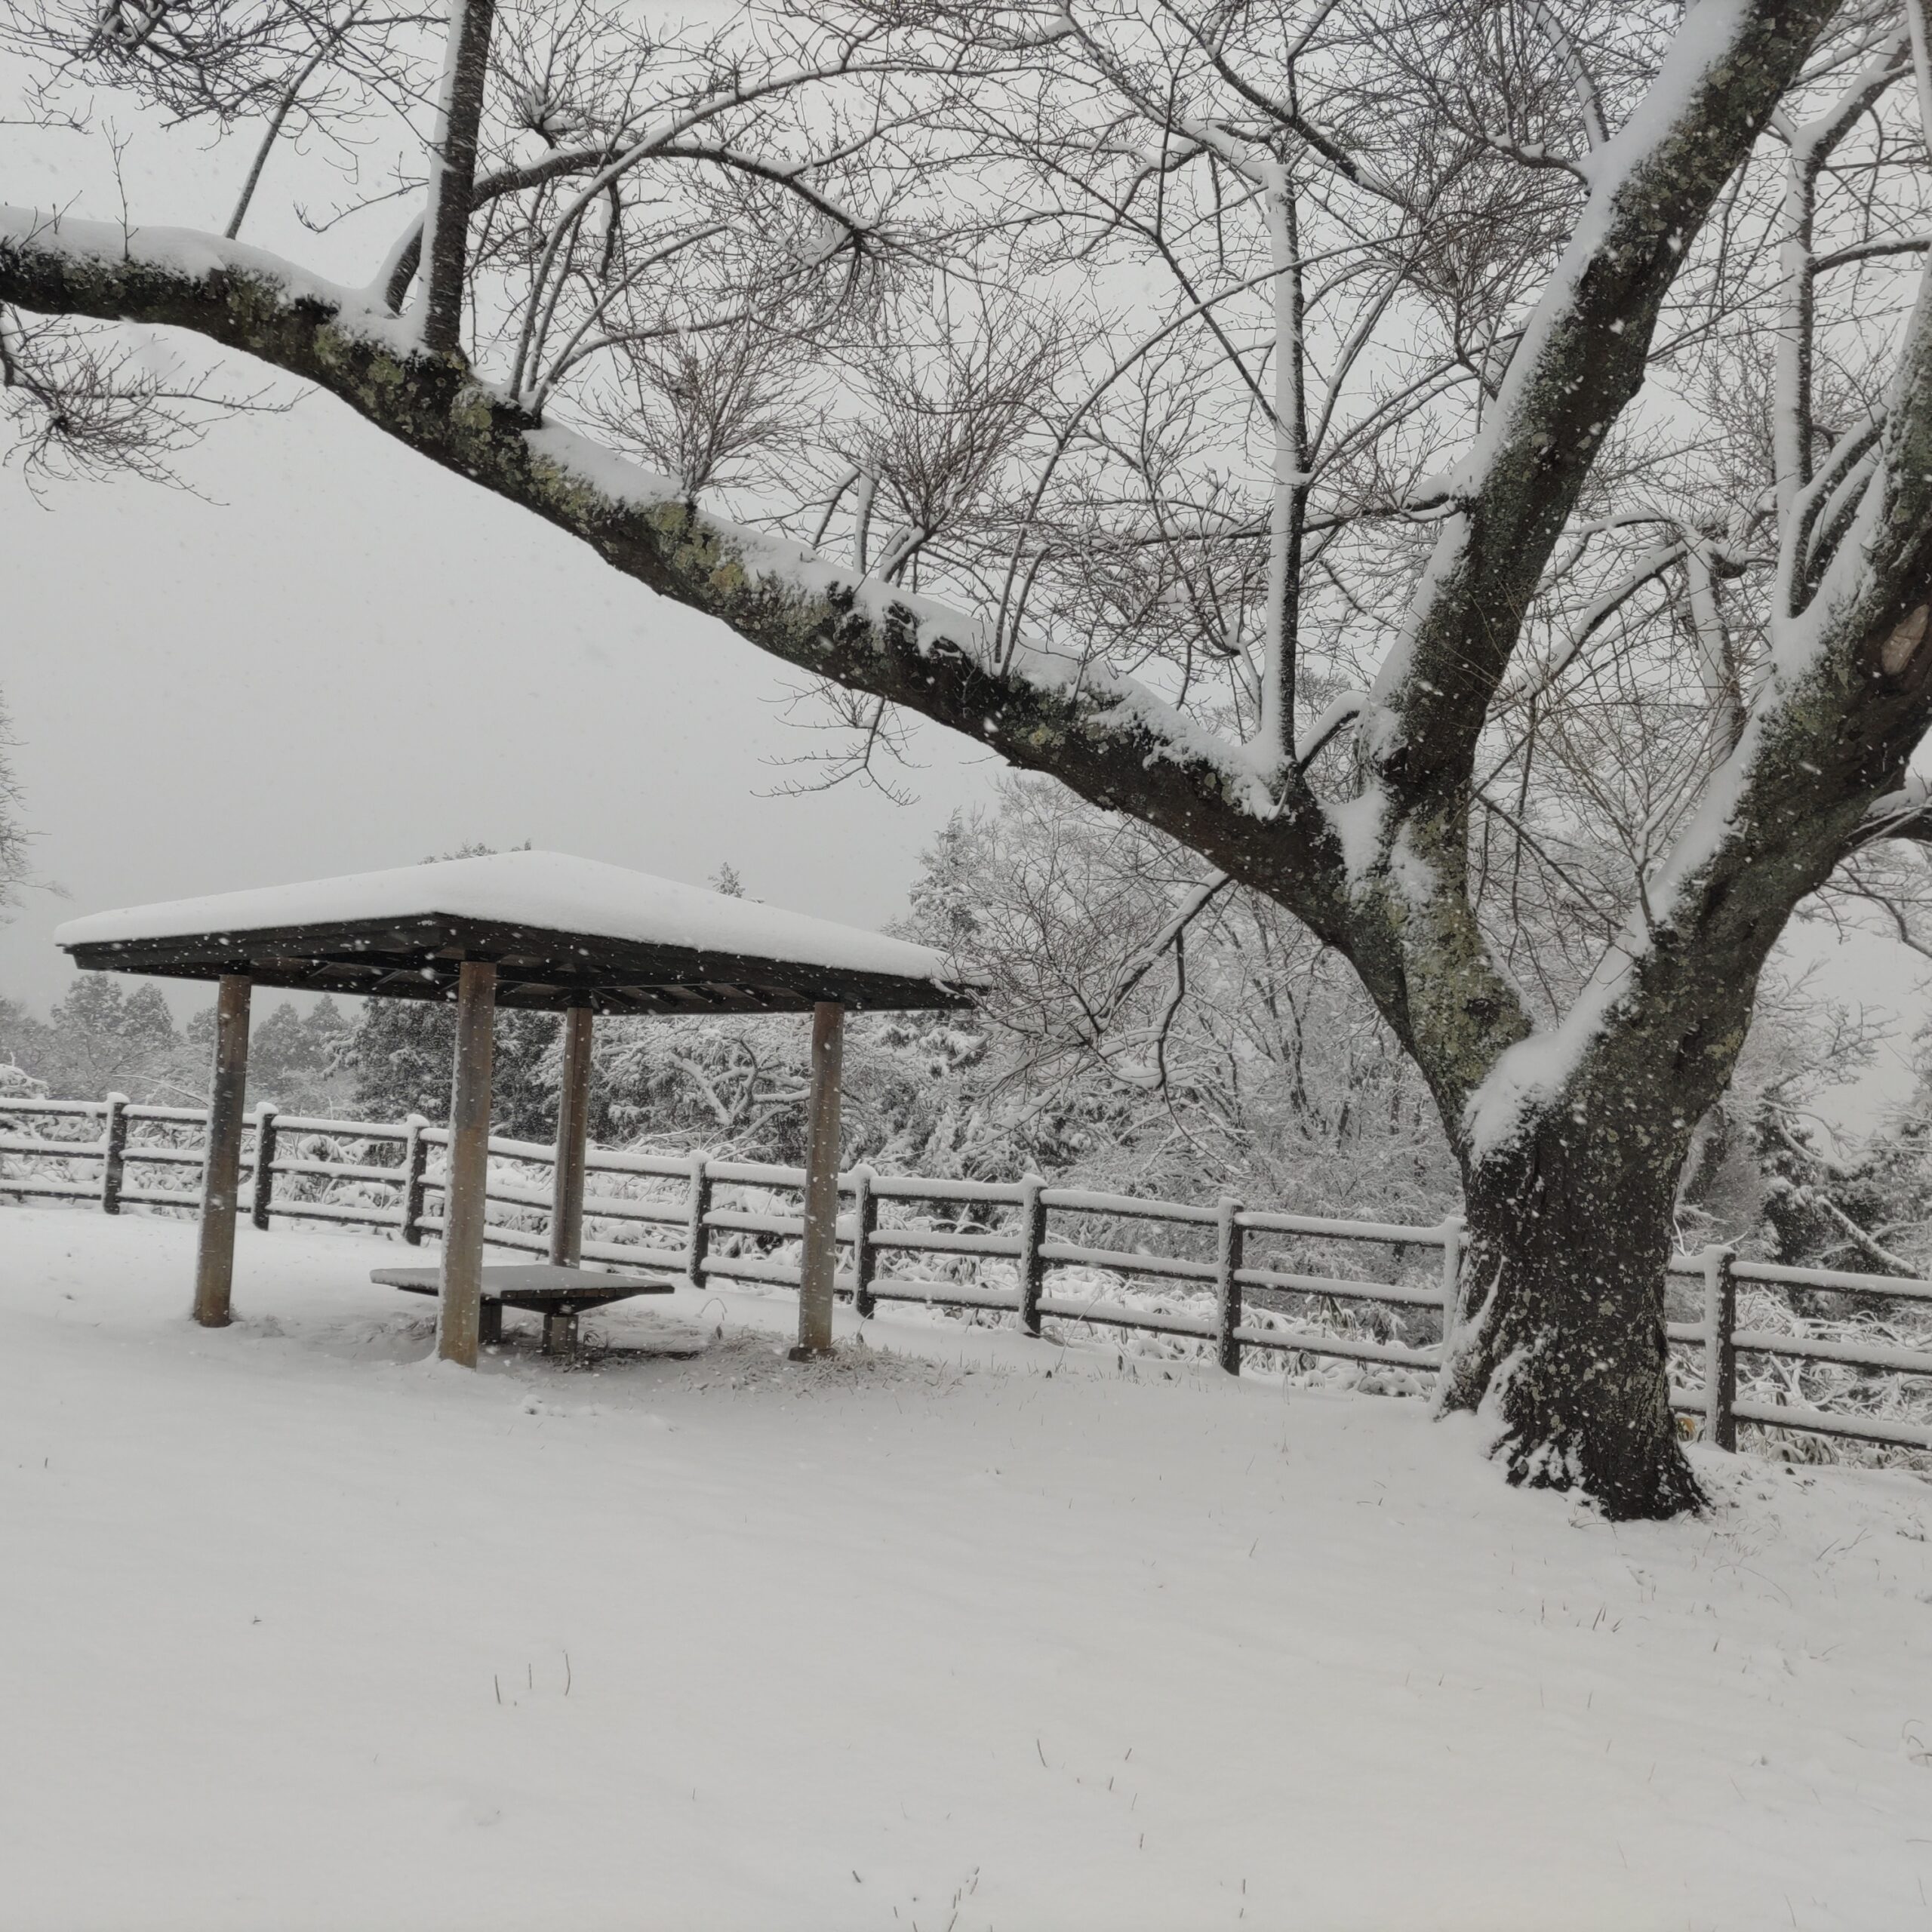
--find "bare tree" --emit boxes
[9,0,1932,1515]
[909,777,1460,1217]
[0,695,29,919]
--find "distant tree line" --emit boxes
[0,980,355,1112]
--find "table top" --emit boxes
[371,1263,675,1309]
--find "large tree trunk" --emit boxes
[1440,1109,1704,1521]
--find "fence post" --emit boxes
[851,1164,878,1317]
[1017,1174,1046,1337]
[398,1112,429,1246]
[99,1092,129,1216]
[1214,1198,1245,1376]
[1438,1213,1465,1361]
[250,1103,279,1230]
[687,1152,714,1287]
[1703,1242,1738,1451]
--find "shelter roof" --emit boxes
[55,851,976,1015]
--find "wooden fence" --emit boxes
[3,1093,1929,1460]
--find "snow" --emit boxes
[1461,948,1646,1158]
[53,849,963,989]
[6,1204,1932,1930]
[1324,788,1387,884]
[1291,691,1365,766]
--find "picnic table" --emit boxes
[371,1263,672,1355]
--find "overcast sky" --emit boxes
[0,382,995,1015]
[3,78,1928,1130]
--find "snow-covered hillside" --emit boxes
[3,1205,1929,1931]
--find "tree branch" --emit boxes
[1367,0,1840,818]
[1337,0,1842,1123]
[0,204,1358,957]
[418,0,496,353]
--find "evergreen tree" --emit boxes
[40,978,182,1099]
[345,998,563,1139]
[303,995,352,1069]
[249,1001,313,1099]
[238,994,355,1109]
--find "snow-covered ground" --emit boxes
[3,1206,1930,1931]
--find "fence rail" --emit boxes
[3,1093,1930,1460]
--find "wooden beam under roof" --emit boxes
[63,909,976,1015]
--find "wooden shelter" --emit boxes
[56,852,975,1364]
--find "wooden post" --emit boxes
[1016,1174,1046,1337]
[438,960,497,1368]
[791,1001,844,1358]
[1438,1213,1465,1359]
[686,1152,714,1285]
[399,1112,429,1244]
[192,974,252,1328]
[851,1164,879,1318]
[99,1092,128,1216]
[549,1003,594,1268]
[250,1103,279,1230]
[1703,1241,1738,1451]
[1214,1198,1245,1376]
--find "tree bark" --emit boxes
[418,0,496,355]
[1440,1110,1703,1520]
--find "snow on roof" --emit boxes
[54,851,964,990]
